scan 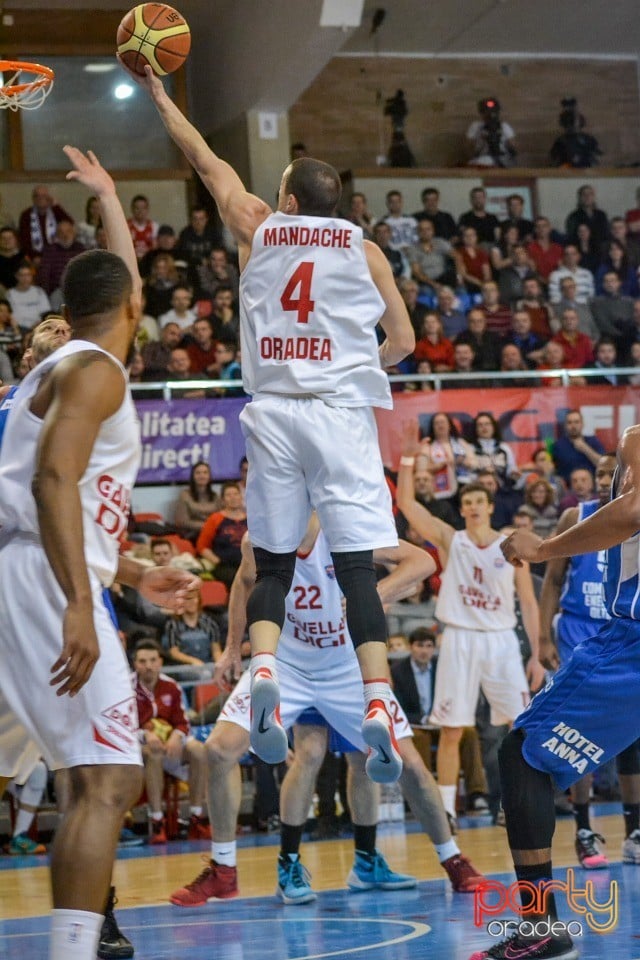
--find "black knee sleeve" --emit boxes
[499,729,556,851]
[331,550,387,649]
[246,548,297,629]
[617,739,640,776]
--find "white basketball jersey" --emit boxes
[0,339,140,586]
[240,212,391,408]
[279,529,358,671]
[435,530,516,631]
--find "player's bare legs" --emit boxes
[170,721,247,906]
[436,725,463,824]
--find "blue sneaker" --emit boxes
[118,827,144,848]
[276,854,317,904]
[347,850,417,891]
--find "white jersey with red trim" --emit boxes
[0,339,140,586]
[278,529,357,672]
[435,529,516,631]
[240,211,391,408]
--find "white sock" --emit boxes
[363,680,391,711]
[50,908,102,960]
[14,806,35,837]
[438,785,457,819]
[250,653,277,682]
[190,806,203,818]
[435,838,460,863]
[14,759,47,836]
[150,810,164,822]
[212,840,237,867]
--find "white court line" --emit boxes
[0,915,432,958]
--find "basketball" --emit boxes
[116,3,191,77]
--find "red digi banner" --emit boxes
[375,386,640,470]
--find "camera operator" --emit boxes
[466,98,516,168]
[550,98,602,170]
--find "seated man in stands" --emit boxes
[209,285,239,342]
[551,308,595,369]
[151,538,177,568]
[551,275,599,340]
[442,341,485,389]
[436,286,467,339]
[516,276,553,340]
[158,284,197,332]
[503,308,547,368]
[499,343,528,386]
[372,222,409,280]
[133,639,210,843]
[478,280,512,337]
[162,591,222,668]
[455,308,502,371]
[186,317,218,376]
[141,321,182,380]
[590,271,635,338]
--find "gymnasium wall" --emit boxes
[289,56,640,171]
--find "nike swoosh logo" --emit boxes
[258,710,270,734]
[378,746,391,764]
[504,939,551,959]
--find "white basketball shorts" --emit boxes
[219,657,412,751]
[429,626,530,728]
[0,539,141,771]
[240,396,398,553]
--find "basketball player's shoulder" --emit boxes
[226,190,272,246]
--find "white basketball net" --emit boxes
[0,64,54,111]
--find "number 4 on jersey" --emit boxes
[281,262,315,324]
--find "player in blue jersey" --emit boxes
[537,453,640,870]
[470,426,640,960]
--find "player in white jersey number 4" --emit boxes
[124,63,415,784]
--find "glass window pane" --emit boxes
[20,56,182,170]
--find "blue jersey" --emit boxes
[0,384,18,450]
[558,500,609,623]
[603,467,640,619]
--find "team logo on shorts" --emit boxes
[93,696,138,753]
[325,564,336,580]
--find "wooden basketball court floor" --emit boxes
[1,807,639,959]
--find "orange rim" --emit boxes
[0,60,54,97]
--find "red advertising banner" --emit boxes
[375,386,640,470]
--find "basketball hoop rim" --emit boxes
[0,60,54,97]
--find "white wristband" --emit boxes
[400,456,415,467]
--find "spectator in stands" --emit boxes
[141,321,182,380]
[595,239,638,296]
[419,412,476,499]
[412,465,462,526]
[444,341,485,388]
[536,339,567,387]
[162,592,221,667]
[499,343,529,386]
[35,219,85,308]
[0,298,23,363]
[151,539,176,567]
[500,193,534,243]
[0,227,23,291]
[527,216,564,285]
[139,224,176,279]
[436,286,467,339]
[128,350,145,383]
[18,184,72,261]
[372,222,409,279]
[458,187,500,246]
[413,313,455,372]
[589,336,625,386]
[552,409,605,481]
[454,227,492,293]
[574,222,601,276]
[522,447,566,505]
[524,479,558,538]
[145,253,179,318]
[388,633,410,656]
[185,317,217,375]
[627,341,640,385]
[590,271,635,338]
[624,186,640,236]
[166,347,196,381]
[470,412,522,490]
[455,307,502,371]
[610,216,640,270]
[476,468,521,530]
[551,308,595,369]
[196,247,239,301]
[409,359,434,392]
[565,184,609,249]
[196,481,248,587]
[407,220,455,295]
[412,187,457,240]
[7,262,50,331]
[399,278,428,339]
[76,195,102,250]
[210,339,243,394]
[490,223,520,274]
[380,189,418,250]
[516,277,554,340]
[344,191,374,239]
[390,627,437,725]
[497,243,537,305]
[558,467,595,511]
[209,285,239,342]
[504,308,547,368]
[176,206,219,283]
[618,298,640,361]
[551,275,599,339]
[133,639,210,843]
[174,461,221,541]
[127,193,158,259]
[548,245,595,304]
[478,280,512,337]
[158,284,197,332]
